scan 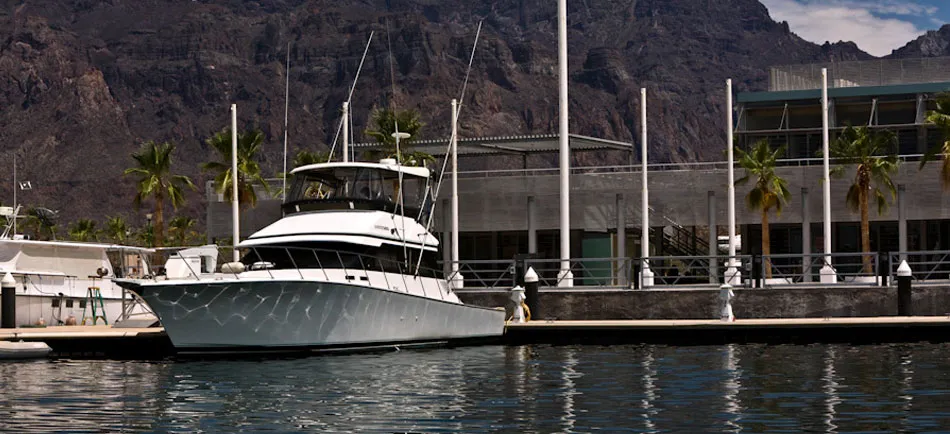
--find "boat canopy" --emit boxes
[0,240,153,278]
[284,162,434,223]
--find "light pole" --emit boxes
[725,79,741,285]
[820,67,836,283]
[640,88,654,288]
[556,0,572,287]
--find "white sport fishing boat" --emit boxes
[118,160,505,354]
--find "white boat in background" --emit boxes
[0,205,158,328]
[0,237,158,328]
[0,341,51,360]
[118,160,506,354]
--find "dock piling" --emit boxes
[525,267,539,321]
[897,260,913,316]
[1,272,14,328]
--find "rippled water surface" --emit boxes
[2,344,950,432]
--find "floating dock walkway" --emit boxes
[0,325,171,358]
[3,317,950,359]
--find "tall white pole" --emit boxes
[12,154,16,236]
[640,88,653,287]
[820,68,835,282]
[451,99,460,274]
[342,102,350,163]
[282,42,290,201]
[725,79,741,285]
[557,0,572,286]
[231,104,240,263]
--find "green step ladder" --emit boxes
[81,285,108,325]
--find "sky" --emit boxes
[760,0,949,57]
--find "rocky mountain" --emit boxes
[0,0,889,227]
[891,24,950,58]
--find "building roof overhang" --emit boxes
[351,133,634,157]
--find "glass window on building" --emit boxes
[746,107,785,131]
[459,232,493,261]
[836,102,873,127]
[789,105,822,129]
[896,128,919,155]
[877,101,916,126]
[498,232,528,260]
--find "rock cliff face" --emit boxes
[0,0,906,225]
[891,25,950,58]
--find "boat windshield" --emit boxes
[285,166,433,221]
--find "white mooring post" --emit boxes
[640,88,654,288]
[820,68,837,284]
[720,283,735,322]
[556,0,573,287]
[724,79,741,286]
[510,286,527,323]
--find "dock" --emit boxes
[3,317,950,359]
[503,316,950,345]
[0,326,172,359]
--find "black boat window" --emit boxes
[240,242,443,278]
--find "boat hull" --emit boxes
[125,280,506,354]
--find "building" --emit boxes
[207,57,950,282]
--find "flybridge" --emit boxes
[283,161,434,225]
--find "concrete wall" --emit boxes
[458,285,950,320]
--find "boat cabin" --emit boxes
[239,161,444,278]
[284,161,434,224]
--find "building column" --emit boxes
[898,184,907,260]
[616,193,626,286]
[527,196,537,254]
[708,191,718,284]
[802,187,812,282]
[442,199,451,277]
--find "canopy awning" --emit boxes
[351,133,634,157]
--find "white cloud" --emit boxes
[762,0,930,56]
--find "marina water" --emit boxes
[1,343,949,432]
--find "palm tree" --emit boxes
[364,108,432,166]
[104,216,129,244]
[68,218,99,242]
[828,126,900,273]
[921,93,950,188]
[203,128,272,208]
[292,149,331,167]
[735,139,791,279]
[168,216,197,247]
[124,141,196,247]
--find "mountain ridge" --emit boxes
[0,0,934,228]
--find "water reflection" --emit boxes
[640,346,659,432]
[722,344,743,433]
[822,346,841,433]
[558,347,579,432]
[0,344,949,432]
